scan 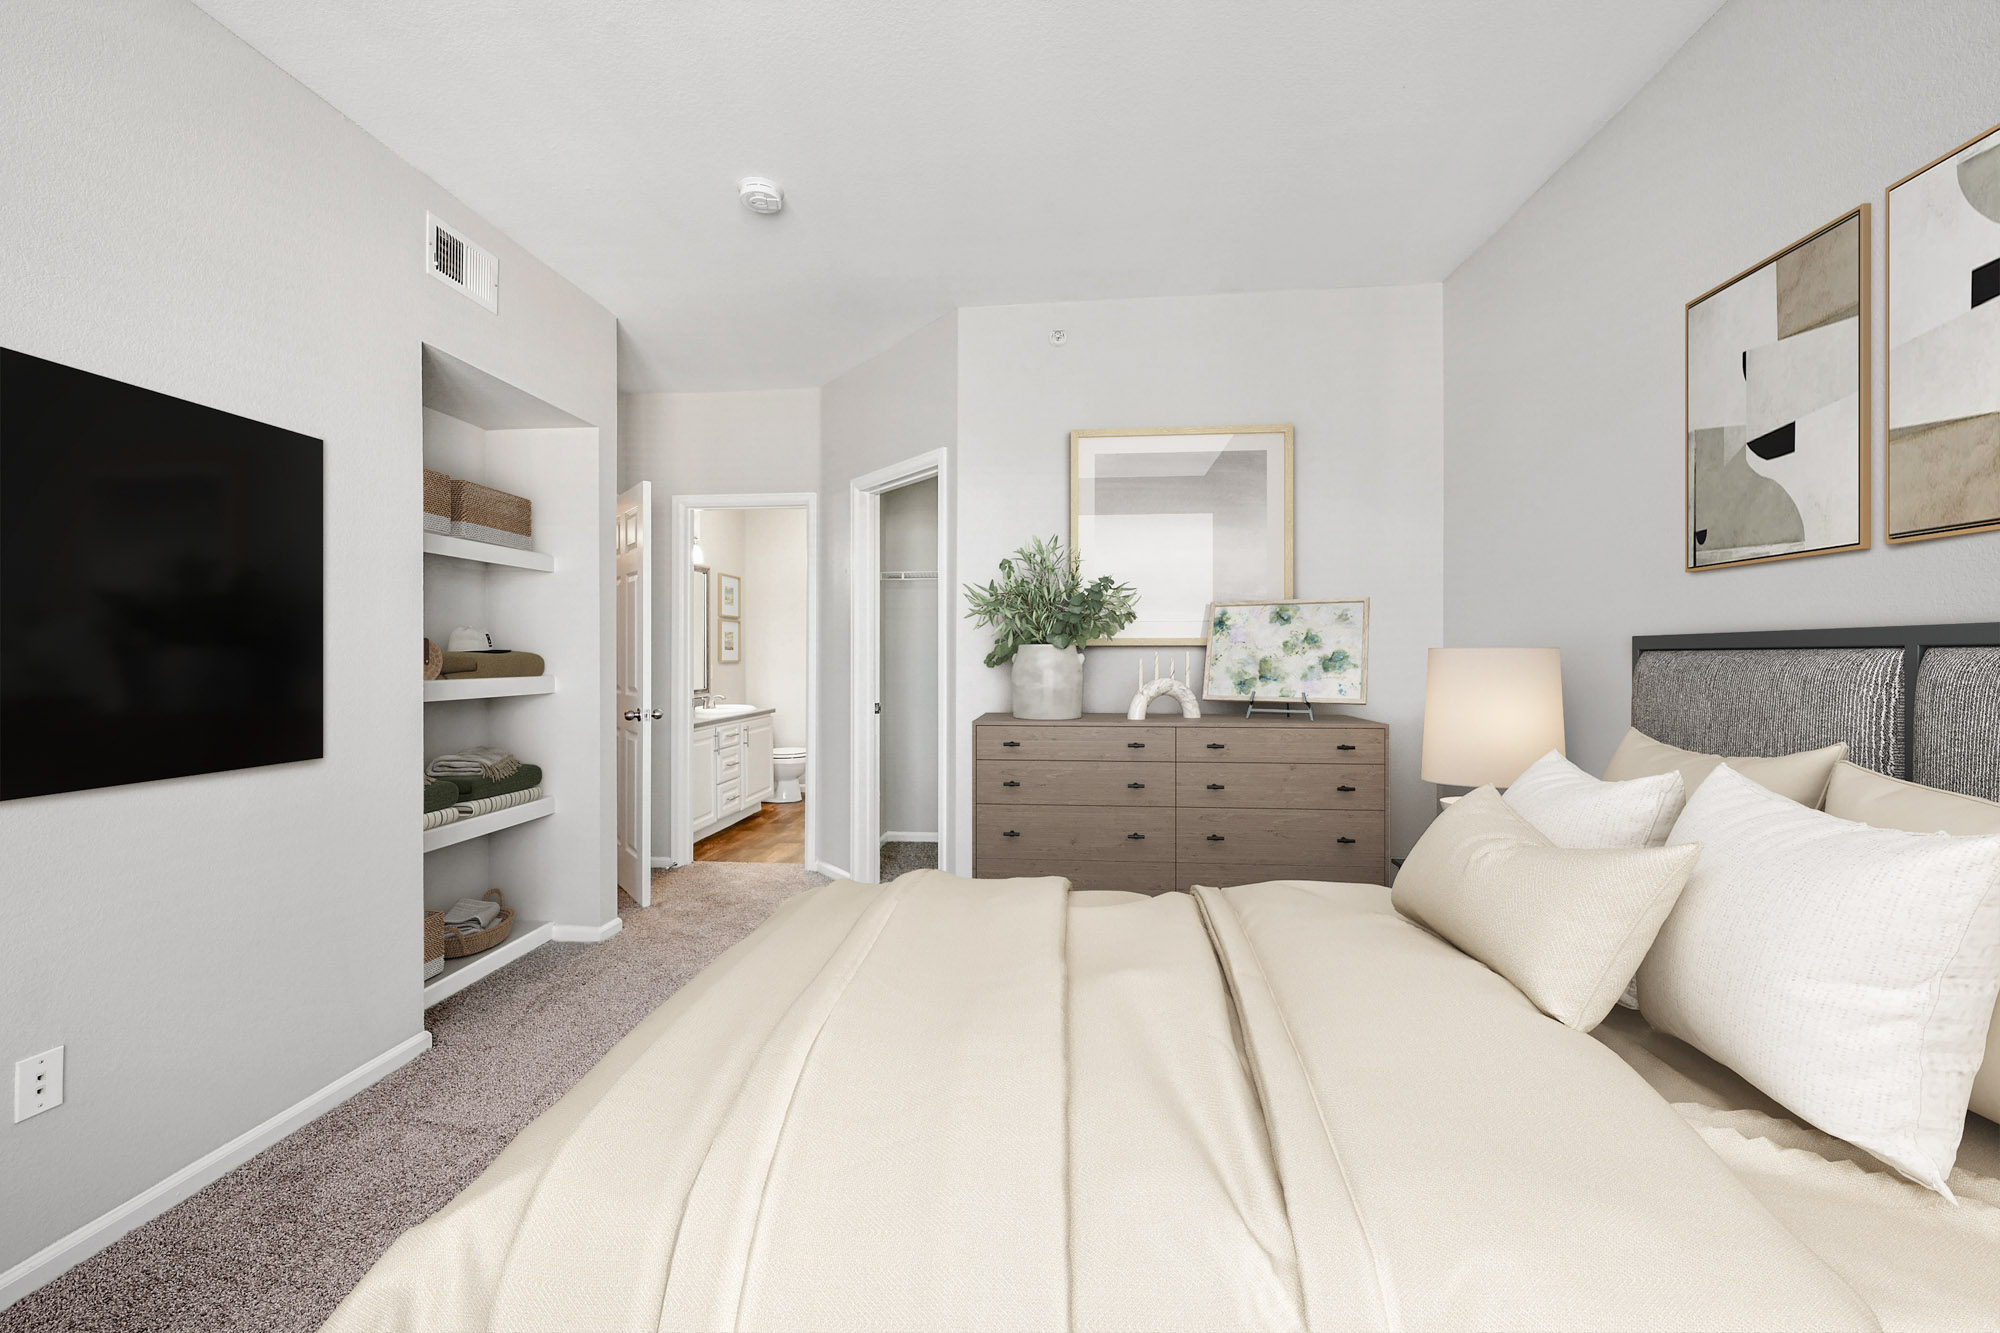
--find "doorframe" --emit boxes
[667,491,820,871]
[850,449,952,883]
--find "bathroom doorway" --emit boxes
[665,493,818,870]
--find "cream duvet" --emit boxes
[327,873,1881,1332]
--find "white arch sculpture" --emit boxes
[1127,652,1203,720]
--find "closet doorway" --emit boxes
[850,450,951,883]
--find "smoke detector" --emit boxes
[738,177,785,215]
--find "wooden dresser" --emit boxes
[972,712,1390,893]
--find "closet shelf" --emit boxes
[423,796,556,852]
[423,918,553,1007]
[424,676,556,702]
[881,570,938,580]
[423,532,555,572]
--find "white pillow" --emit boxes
[1639,764,2000,1195]
[1393,787,1700,1030]
[1503,749,1684,847]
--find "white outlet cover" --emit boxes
[14,1046,63,1123]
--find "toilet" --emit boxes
[771,747,806,803]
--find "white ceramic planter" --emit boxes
[1010,644,1084,720]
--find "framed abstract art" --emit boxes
[1685,208,1870,570]
[1887,121,2000,542]
[1071,425,1292,644]
[1202,598,1368,705]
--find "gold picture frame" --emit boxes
[1070,425,1294,645]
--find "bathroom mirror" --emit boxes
[691,564,710,695]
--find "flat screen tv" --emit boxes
[1,347,323,800]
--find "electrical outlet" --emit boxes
[14,1046,63,1123]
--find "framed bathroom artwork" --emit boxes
[1071,425,1293,645]
[717,620,740,664]
[1203,598,1368,705]
[717,572,741,618]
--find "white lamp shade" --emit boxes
[1420,647,1565,787]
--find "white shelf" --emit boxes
[424,675,555,702]
[424,918,553,1007]
[423,532,554,572]
[423,795,556,852]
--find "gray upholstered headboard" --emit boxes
[1631,624,2000,802]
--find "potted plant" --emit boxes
[963,535,1138,719]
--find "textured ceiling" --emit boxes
[192,1,1722,391]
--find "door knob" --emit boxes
[623,709,643,721]
[649,708,663,720]
[625,708,666,721]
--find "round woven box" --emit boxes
[423,637,443,681]
[440,889,514,959]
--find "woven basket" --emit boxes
[423,469,451,535]
[423,910,449,980]
[423,637,443,681]
[439,889,514,959]
[449,479,532,549]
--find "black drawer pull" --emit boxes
[1206,742,1225,749]
[1206,833,1225,842]
[1337,743,1357,751]
[1336,784,1356,792]
[1337,836,1357,844]
[1002,780,1021,787]
[1127,832,1146,840]
[1206,783,1225,790]
[1002,830,1021,838]
[1127,741,1146,748]
[1127,782,1146,789]
[1002,740,1022,747]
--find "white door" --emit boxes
[616,482,655,906]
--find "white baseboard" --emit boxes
[551,917,623,943]
[812,860,852,880]
[0,1029,432,1313]
[879,831,940,845]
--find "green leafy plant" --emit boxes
[962,535,1139,667]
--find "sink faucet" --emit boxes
[695,692,726,708]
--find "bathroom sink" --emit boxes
[694,703,760,722]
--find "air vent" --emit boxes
[425,212,497,312]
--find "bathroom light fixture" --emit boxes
[738,177,784,215]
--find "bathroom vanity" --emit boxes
[691,704,776,839]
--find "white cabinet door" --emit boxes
[744,717,776,804]
[689,729,717,828]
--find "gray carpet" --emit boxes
[879,840,938,880]
[0,862,825,1333]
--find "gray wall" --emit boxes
[880,477,942,838]
[1444,0,2000,774]
[0,0,616,1280]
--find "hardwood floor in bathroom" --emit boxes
[694,800,805,863]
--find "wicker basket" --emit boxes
[423,637,443,681]
[439,889,514,959]
[423,910,449,980]
[423,469,451,535]
[449,479,532,550]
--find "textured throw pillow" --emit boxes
[1503,749,1685,848]
[1601,728,1846,807]
[1640,764,2000,1194]
[1822,760,2000,1126]
[1393,787,1700,1030]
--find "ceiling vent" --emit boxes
[426,212,497,312]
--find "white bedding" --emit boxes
[327,873,1950,1332]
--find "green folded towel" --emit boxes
[424,776,460,813]
[440,650,546,679]
[449,764,543,802]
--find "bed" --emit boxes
[327,623,2000,1333]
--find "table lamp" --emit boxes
[1420,647,1565,790]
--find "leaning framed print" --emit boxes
[1685,207,1870,571]
[1888,121,2000,542]
[1202,598,1368,705]
[1070,425,1293,644]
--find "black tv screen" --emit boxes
[1,348,323,800]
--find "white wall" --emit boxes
[694,508,749,704]
[956,288,1445,864]
[1443,0,2000,774]
[818,315,960,877]
[742,508,811,752]
[0,0,616,1288]
[880,477,941,838]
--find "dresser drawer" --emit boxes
[977,805,1174,862]
[977,760,1172,806]
[976,858,1177,895]
[1181,859,1386,891]
[1176,808,1384,866]
[1176,727,1385,765]
[977,726,1175,762]
[1178,762,1385,811]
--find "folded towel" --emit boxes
[424,776,460,814]
[422,808,460,831]
[440,650,546,679]
[425,746,522,780]
[452,785,544,818]
[442,897,503,931]
[449,764,542,802]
